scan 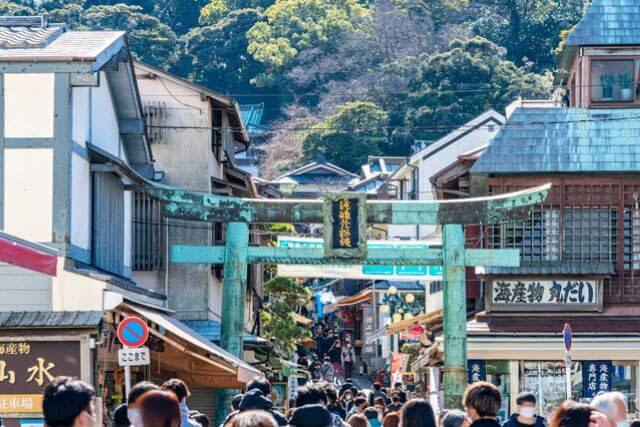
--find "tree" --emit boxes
[303,101,389,172]
[404,37,552,142]
[175,8,265,95]
[0,2,35,15]
[153,0,209,34]
[47,4,85,29]
[198,0,273,25]
[261,277,312,358]
[246,0,369,86]
[83,4,178,69]
[402,0,469,33]
[472,0,584,71]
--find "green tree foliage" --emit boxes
[0,2,35,15]
[83,4,178,69]
[472,0,584,71]
[402,0,469,32]
[153,0,209,34]
[404,37,552,142]
[198,0,272,25]
[48,4,86,28]
[175,9,265,94]
[303,101,389,172]
[261,277,312,358]
[246,0,369,86]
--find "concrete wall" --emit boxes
[5,73,54,138]
[135,72,220,320]
[4,148,53,242]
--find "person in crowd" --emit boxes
[550,401,611,427]
[128,381,161,427]
[340,379,355,396]
[592,392,628,427]
[341,339,356,379]
[347,397,369,420]
[138,390,181,427]
[463,382,502,427]
[503,392,546,427]
[373,398,387,418]
[113,403,130,427]
[392,384,406,404]
[371,384,390,406]
[191,413,210,427]
[341,390,355,413]
[386,394,402,413]
[292,383,347,427]
[42,377,96,427]
[329,339,342,380]
[382,412,400,427]
[315,326,329,360]
[238,385,287,425]
[348,414,369,427]
[161,379,201,427]
[311,359,323,381]
[323,382,347,421]
[322,357,335,383]
[400,399,436,427]
[364,408,382,427]
[231,410,277,427]
[442,410,471,427]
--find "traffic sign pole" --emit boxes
[563,323,573,400]
[124,345,132,400]
[116,317,149,401]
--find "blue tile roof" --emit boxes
[183,320,265,345]
[471,108,640,174]
[239,104,266,135]
[566,0,640,47]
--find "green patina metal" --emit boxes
[147,183,550,417]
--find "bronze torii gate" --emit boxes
[148,183,550,421]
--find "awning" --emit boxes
[324,290,372,314]
[0,231,57,276]
[290,312,313,327]
[121,304,263,388]
[366,310,443,344]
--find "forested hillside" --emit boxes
[9,0,588,175]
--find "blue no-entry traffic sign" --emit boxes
[563,323,572,352]
[117,317,149,348]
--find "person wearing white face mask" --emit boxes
[592,392,628,427]
[127,381,160,427]
[502,392,547,427]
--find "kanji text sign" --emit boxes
[324,193,367,259]
[582,361,612,398]
[0,341,81,414]
[118,347,150,367]
[467,360,486,384]
[486,279,602,312]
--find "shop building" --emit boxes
[466,0,640,418]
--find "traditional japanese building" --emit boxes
[466,0,640,418]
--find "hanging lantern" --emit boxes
[388,286,398,295]
[379,304,390,314]
[392,312,403,323]
[405,293,415,303]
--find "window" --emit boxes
[563,207,617,263]
[624,208,640,270]
[590,60,635,103]
[143,101,167,144]
[489,208,560,261]
[133,191,165,271]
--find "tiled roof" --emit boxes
[0,311,102,328]
[566,0,640,47]
[240,103,266,135]
[0,25,64,49]
[0,29,124,61]
[471,108,640,174]
[480,261,614,276]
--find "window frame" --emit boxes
[588,56,638,106]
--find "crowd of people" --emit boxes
[38,375,639,427]
[302,323,358,381]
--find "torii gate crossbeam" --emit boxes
[145,183,550,420]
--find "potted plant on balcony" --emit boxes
[618,72,634,101]
[600,72,615,100]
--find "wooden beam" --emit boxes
[146,183,551,226]
[171,245,520,267]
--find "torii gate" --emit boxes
[148,183,550,420]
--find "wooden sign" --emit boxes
[323,193,367,259]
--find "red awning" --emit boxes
[0,232,57,276]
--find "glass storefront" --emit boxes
[486,361,511,423]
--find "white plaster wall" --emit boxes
[91,72,120,156]
[0,261,52,311]
[4,73,54,138]
[51,258,106,311]
[72,87,90,146]
[123,190,132,271]
[415,124,499,238]
[71,153,91,250]
[4,148,53,242]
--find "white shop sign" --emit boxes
[486,279,602,312]
[118,346,150,366]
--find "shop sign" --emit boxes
[117,347,150,367]
[0,341,81,414]
[486,279,601,312]
[287,376,298,401]
[582,361,612,398]
[324,193,367,259]
[467,360,486,384]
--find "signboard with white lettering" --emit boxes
[485,279,602,312]
[118,347,150,367]
[467,360,486,383]
[582,361,612,398]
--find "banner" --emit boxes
[277,237,443,281]
[468,360,486,384]
[582,361,612,398]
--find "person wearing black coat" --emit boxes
[464,382,503,427]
